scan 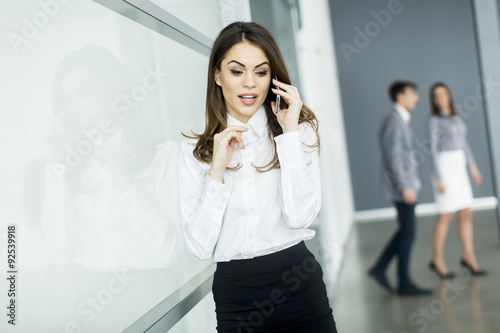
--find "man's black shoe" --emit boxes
[367,267,394,293]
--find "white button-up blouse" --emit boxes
[179,106,321,262]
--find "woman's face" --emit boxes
[61,68,120,130]
[433,86,451,112]
[215,42,271,123]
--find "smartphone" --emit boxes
[274,75,281,114]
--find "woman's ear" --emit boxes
[215,68,221,87]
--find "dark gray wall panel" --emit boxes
[329,0,494,211]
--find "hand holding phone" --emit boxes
[271,76,302,133]
[274,75,281,114]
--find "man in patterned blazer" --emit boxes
[368,81,432,296]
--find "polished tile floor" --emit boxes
[332,209,500,333]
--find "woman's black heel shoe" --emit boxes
[429,261,456,279]
[460,259,488,276]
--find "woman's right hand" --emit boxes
[436,179,446,194]
[209,126,247,183]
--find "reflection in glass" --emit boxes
[41,45,181,271]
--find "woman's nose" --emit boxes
[242,72,256,88]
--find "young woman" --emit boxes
[427,82,487,279]
[179,22,337,332]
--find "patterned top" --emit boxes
[427,111,476,179]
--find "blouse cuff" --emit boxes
[274,131,305,169]
[203,174,231,216]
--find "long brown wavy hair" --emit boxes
[185,21,320,172]
[430,82,456,117]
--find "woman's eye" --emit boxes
[230,70,243,76]
[256,71,268,77]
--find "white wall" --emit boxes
[296,0,354,294]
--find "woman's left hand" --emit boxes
[470,164,482,186]
[271,79,302,133]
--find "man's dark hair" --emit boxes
[388,81,417,102]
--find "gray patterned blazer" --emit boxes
[379,108,422,202]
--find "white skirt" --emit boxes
[433,150,473,213]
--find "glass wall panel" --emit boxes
[0,0,216,331]
[148,0,236,40]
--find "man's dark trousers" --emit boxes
[372,201,416,286]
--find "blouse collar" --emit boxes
[226,105,268,139]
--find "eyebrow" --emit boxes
[227,60,270,68]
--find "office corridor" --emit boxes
[5,0,500,331]
[332,209,500,333]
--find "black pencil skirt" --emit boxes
[212,241,337,333]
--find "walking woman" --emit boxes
[179,22,337,332]
[427,82,487,278]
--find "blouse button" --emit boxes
[249,208,255,213]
